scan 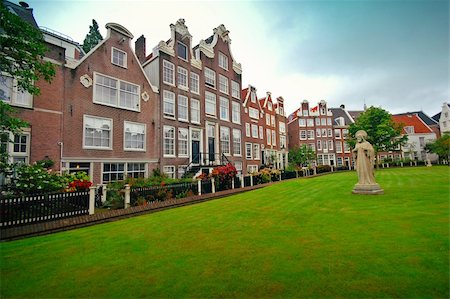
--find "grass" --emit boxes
[1,166,449,298]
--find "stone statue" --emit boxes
[352,130,384,194]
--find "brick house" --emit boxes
[288,100,336,166]
[432,103,450,136]
[329,105,354,169]
[61,23,159,183]
[141,19,204,178]
[1,0,82,172]
[241,85,265,174]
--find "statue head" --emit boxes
[355,130,367,142]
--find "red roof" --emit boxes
[240,88,248,101]
[392,114,433,134]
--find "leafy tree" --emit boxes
[289,145,315,168]
[82,19,103,53]
[425,133,450,162]
[0,2,55,95]
[0,2,55,174]
[348,107,407,166]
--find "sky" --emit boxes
[26,0,449,118]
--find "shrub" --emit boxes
[9,164,66,195]
[316,165,332,174]
[210,163,237,190]
[66,171,93,192]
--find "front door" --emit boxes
[192,141,200,164]
[208,137,215,163]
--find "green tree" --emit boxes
[289,145,315,168]
[425,133,450,162]
[348,106,407,166]
[0,2,55,172]
[82,19,103,53]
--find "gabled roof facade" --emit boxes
[392,114,434,134]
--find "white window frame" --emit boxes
[111,47,127,68]
[163,90,176,118]
[204,67,216,88]
[190,73,200,94]
[336,141,342,153]
[334,129,341,139]
[219,96,230,121]
[308,130,315,140]
[271,115,275,127]
[163,60,175,86]
[177,41,188,61]
[251,124,258,138]
[279,122,286,133]
[124,121,146,151]
[219,52,229,70]
[259,126,264,139]
[93,72,140,112]
[231,80,240,99]
[307,119,314,127]
[178,95,189,122]
[163,125,176,157]
[232,129,241,156]
[83,115,113,150]
[299,119,306,127]
[163,165,176,179]
[178,128,189,157]
[220,126,231,155]
[218,74,229,95]
[253,144,260,160]
[191,98,200,124]
[300,130,307,140]
[245,143,252,159]
[266,128,271,145]
[272,130,276,146]
[245,123,251,137]
[205,91,217,117]
[177,66,188,90]
[266,114,271,126]
[249,107,259,120]
[0,74,33,108]
[232,101,241,124]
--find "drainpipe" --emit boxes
[57,141,63,174]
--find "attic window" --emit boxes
[219,52,228,70]
[404,126,414,134]
[177,42,188,61]
[111,47,127,68]
[268,101,273,111]
[251,92,256,103]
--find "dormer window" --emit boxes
[404,126,415,134]
[177,42,188,60]
[111,47,127,68]
[268,101,273,111]
[219,52,228,70]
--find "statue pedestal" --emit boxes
[352,183,384,195]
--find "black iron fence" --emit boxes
[130,182,198,205]
[0,191,90,228]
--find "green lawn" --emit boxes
[1,167,449,298]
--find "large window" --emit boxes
[103,163,124,182]
[334,129,341,139]
[6,132,30,164]
[279,122,286,133]
[163,166,175,179]
[178,128,189,157]
[300,130,307,140]
[204,67,216,88]
[233,129,241,156]
[163,90,175,118]
[336,141,342,153]
[266,114,270,126]
[177,42,188,60]
[266,128,271,145]
[219,52,229,70]
[308,130,315,139]
[299,119,306,127]
[259,126,264,139]
[163,126,175,156]
[163,60,175,85]
[111,47,127,68]
[178,95,188,121]
[124,121,145,151]
[272,130,276,146]
[231,80,240,99]
[219,97,229,121]
[177,66,188,89]
[127,163,146,179]
[245,123,250,137]
[253,144,260,160]
[232,101,241,124]
[245,143,252,159]
[219,75,229,95]
[0,75,32,107]
[249,107,259,119]
[205,91,216,117]
[190,73,199,94]
[191,99,200,124]
[280,135,287,149]
[220,126,230,154]
[84,115,112,149]
[94,73,140,111]
[307,119,314,127]
[251,124,258,138]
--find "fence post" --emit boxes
[89,186,96,215]
[211,178,215,193]
[250,174,253,186]
[101,184,107,203]
[279,172,282,181]
[232,177,235,189]
[197,180,202,195]
[296,170,298,178]
[241,175,245,188]
[313,167,317,176]
[124,184,131,208]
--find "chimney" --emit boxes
[135,35,146,64]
